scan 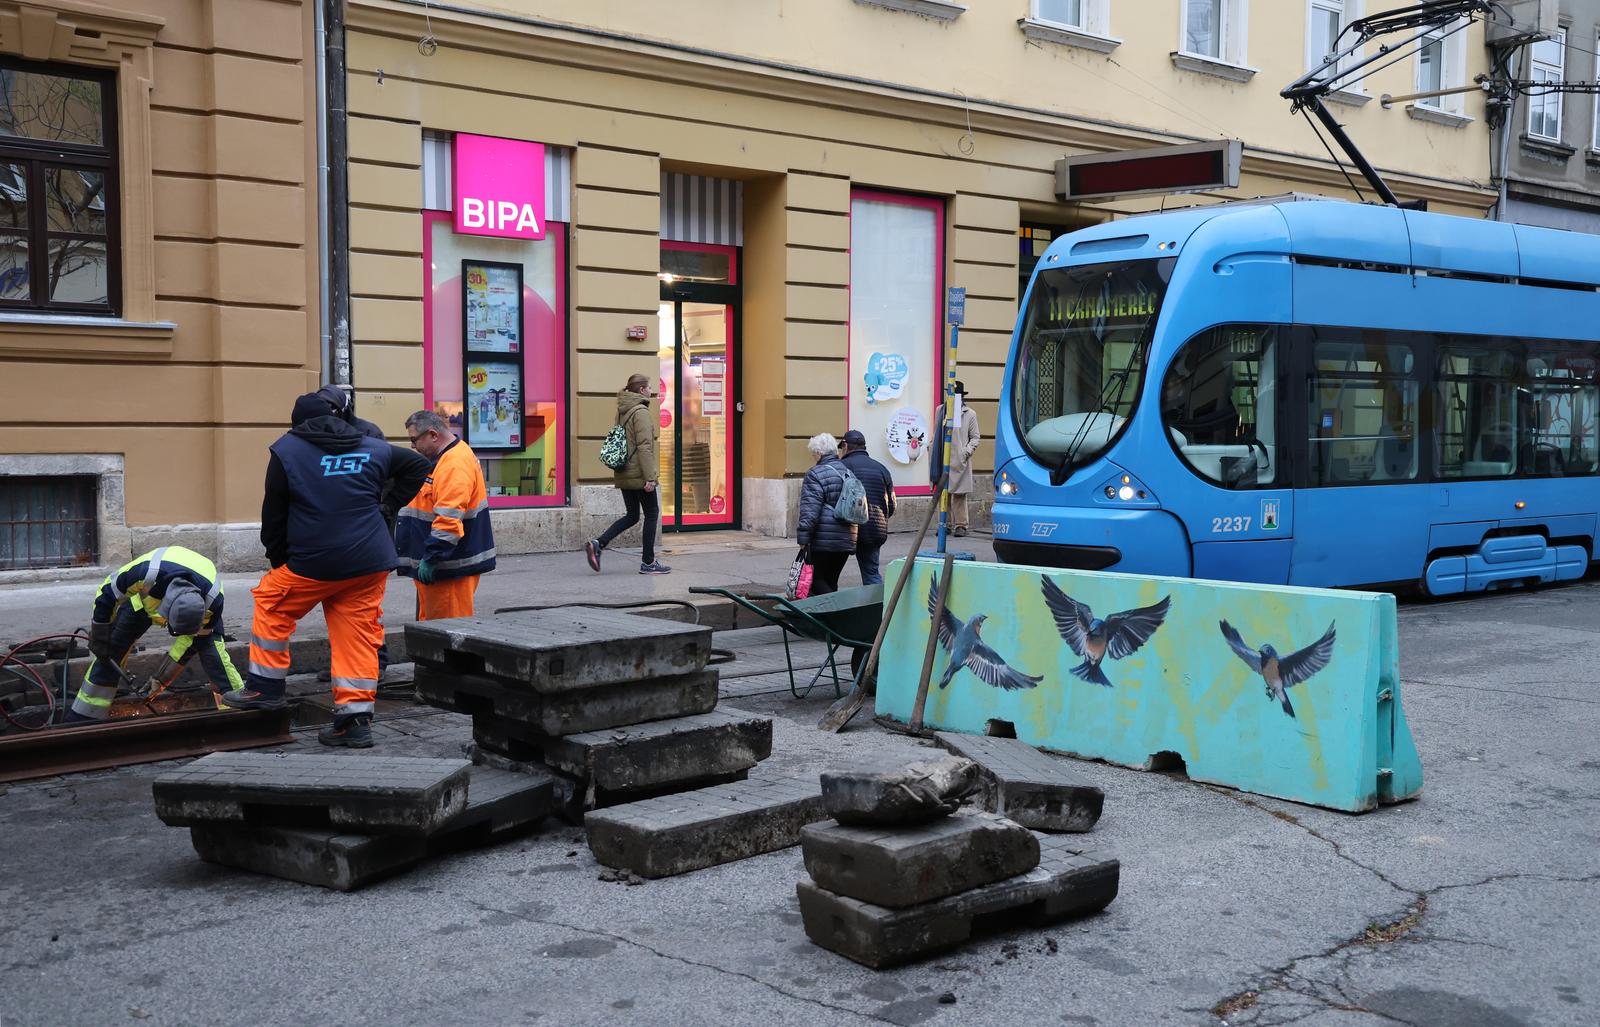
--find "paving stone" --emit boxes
[417,667,719,736]
[541,708,772,794]
[797,835,1120,968]
[934,732,1105,832]
[463,743,743,822]
[153,752,469,836]
[187,766,556,891]
[585,775,829,878]
[404,609,710,692]
[800,809,1040,908]
[821,755,981,826]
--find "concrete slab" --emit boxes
[462,743,743,821]
[797,834,1120,968]
[541,707,773,793]
[404,609,710,692]
[418,668,719,738]
[935,732,1105,832]
[585,775,829,879]
[186,766,557,891]
[153,752,470,836]
[800,809,1040,908]
[820,755,981,825]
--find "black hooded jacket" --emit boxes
[262,415,429,581]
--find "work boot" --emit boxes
[319,715,373,749]
[56,710,97,729]
[584,539,602,573]
[218,686,287,710]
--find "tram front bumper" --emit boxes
[990,504,1191,577]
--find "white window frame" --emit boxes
[1526,28,1566,143]
[1021,0,1117,52]
[1307,0,1369,104]
[1174,0,1252,78]
[1413,20,1468,116]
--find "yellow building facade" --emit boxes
[0,0,1498,574]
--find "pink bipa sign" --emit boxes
[453,133,546,240]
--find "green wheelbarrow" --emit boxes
[690,585,884,699]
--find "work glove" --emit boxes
[87,621,114,660]
[416,558,436,585]
[137,655,182,698]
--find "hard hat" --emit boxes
[158,583,207,636]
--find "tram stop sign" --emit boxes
[946,287,966,326]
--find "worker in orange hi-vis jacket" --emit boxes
[396,409,497,619]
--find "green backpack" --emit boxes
[600,424,630,470]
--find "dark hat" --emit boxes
[158,583,206,636]
[840,430,868,449]
[949,380,968,397]
[317,384,352,418]
[291,391,337,426]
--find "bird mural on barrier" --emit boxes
[1219,620,1337,719]
[927,573,1043,692]
[1039,577,1171,688]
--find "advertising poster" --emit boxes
[466,360,523,449]
[886,408,929,465]
[464,262,523,352]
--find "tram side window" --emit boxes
[1436,338,1521,478]
[1307,330,1419,485]
[1525,341,1599,475]
[1161,324,1278,488]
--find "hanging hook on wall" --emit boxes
[418,0,438,55]
[953,89,976,156]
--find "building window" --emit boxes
[1414,21,1468,115]
[1527,29,1566,142]
[0,59,117,315]
[1307,0,1363,79]
[1177,0,1248,69]
[0,474,98,570]
[848,190,943,497]
[1034,0,1083,27]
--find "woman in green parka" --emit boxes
[584,373,671,574]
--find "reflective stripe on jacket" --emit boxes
[397,438,496,580]
[92,545,224,628]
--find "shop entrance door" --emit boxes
[656,284,737,529]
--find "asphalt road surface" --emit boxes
[1,578,1595,1026]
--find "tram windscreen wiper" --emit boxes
[1052,347,1140,486]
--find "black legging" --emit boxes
[597,487,659,564]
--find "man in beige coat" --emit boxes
[585,373,671,574]
[934,380,982,537]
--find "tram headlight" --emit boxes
[1117,485,1136,501]
[998,473,1019,497]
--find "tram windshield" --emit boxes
[1012,257,1173,469]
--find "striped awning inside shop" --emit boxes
[660,172,742,247]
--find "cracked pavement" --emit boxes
[1,575,1596,1026]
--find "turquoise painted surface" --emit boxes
[875,559,1423,813]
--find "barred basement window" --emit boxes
[0,475,98,570]
[0,57,119,314]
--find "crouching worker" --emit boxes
[222,393,428,749]
[70,545,243,722]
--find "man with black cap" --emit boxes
[838,429,897,586]
[220,392,428,748]
[933,380,982,537]
[68,545,242,722]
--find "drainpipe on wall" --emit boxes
[314,0,331,382]
[324,0,353,386]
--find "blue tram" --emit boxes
[991,198,1599,594]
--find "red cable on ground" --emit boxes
[0,632,90,732]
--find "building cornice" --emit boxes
[346,0,1494,211]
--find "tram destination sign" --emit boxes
[1056,139,1242,202]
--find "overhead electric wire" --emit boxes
[1300,107,1368,203]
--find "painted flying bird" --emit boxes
[1039,577,1171,688]
[1219,620,1337,719]
[926,573,1043,692]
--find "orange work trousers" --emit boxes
[249,565,388,714]
[415,574,479,621]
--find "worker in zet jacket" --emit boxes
[68,545,243,722]
[221,393,429,749]
[396,409,496,619]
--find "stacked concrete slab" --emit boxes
[154,752,556,890]
[796,755,1120,968]
[406,609,777,818]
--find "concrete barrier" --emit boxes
[874,559,1422,813]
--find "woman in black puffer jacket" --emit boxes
[796,432,858,595]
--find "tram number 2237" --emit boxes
[1212,515,1252,533]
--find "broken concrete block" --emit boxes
[820,756,980,826]
[586,775,830,879]
[417,667,719,736]
[186,766,555,890]
[800,809,1039,908]
[541,708,772,794]
[934,732,1104,832]
[462,743,742,821]
[153,752,469,836]
[405,609,709,691]
[798,834,1120,968]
